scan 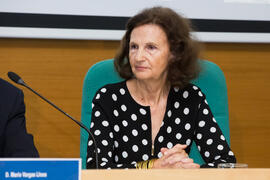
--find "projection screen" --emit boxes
[0,0,270,42]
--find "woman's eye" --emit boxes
[130,44,138,49]
[147,45,156,50]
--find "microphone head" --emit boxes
[7,71,25,85]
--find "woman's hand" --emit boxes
[152,144,200,169]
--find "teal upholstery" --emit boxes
[80,59,230,169]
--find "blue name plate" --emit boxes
[0,158,81,180]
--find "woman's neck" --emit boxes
[131,78,170,106]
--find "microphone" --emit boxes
[7,71,99,169]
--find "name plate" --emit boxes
[0,158,81,180]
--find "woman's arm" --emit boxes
[86,91,136,169]
[194,94,236,168]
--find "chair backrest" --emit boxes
[80,59,230,169]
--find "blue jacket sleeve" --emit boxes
[3,89,39,157]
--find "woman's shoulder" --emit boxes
[93,80,126,100]
[171,83,205,101]
[96,80,126,94]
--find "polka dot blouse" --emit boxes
[86,81,236,169]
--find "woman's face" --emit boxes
[129,24,171,82]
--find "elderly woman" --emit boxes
[87,6,236,169]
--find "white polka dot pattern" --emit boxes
[142,139,148,145]
[101,88,107,93]
[197,133,202,140]
[141,124,148,130]
[132,145,139,152]
[113,110,119,117]
[199,121,205,127]
[94,130,101,136]
[114,125,120,132]
[183,108,189,115]
[183,91,189,98]
[114,141,119,148]
[115,155,119,162]
[132,129,138,136]
[123,135,129,142]
[217,145,224,150]
[90,122,94,128]
[158,136,164,142]
[122,151,128,158]
[102,121,109,127]
[203,109,209,115]
[95,111,100,117]
[167,110,172,117]
[87,157,93,163]
[210,127,216,133]
[112,94,117,101]
[220,135,225,141]
[167,126,172,133]
[108,151,112,157]
[174,102,180,109]
[88,140,93,146]
[142,154,149,161]
[100,162,106,167]
[109,132,113,139]
[186,139,191,145]
[139,108,147,115]
[185,123,191,130]
[102,140,108,146]
[120,88,125,95]
[122,120,128,127]
[207,139,213,145]
[176,133,182,140]
[86,83,236,169]
[167,142,173,148]
[131,114,137,121]
[121,105,127,111]
[215,155,221,160]
[117,164,123,167]
[175,118,181,124]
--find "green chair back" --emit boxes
[80,59,230,169]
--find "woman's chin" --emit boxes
[135,76,152,81]
[133,72,151,80]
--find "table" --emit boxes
[82,169,270,180]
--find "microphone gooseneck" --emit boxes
[7,71,99,169]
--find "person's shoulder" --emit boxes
[96,81,125,93]
[0,78,21,96]
[184,83,202,92]
[93,81,126,101]
[172,83,205,99]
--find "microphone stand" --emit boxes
[7,72,99,169]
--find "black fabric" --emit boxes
[87,81,236,169]
[0,78,39,157]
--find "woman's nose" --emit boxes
[134,49,146,61]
